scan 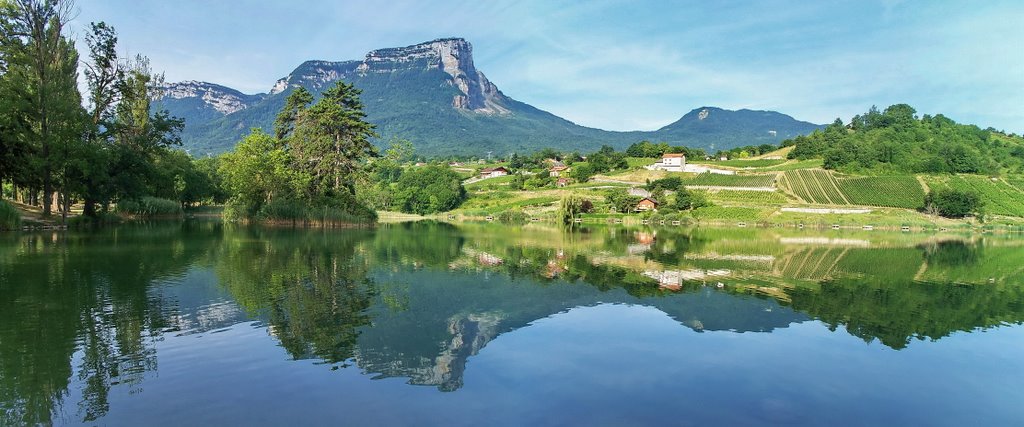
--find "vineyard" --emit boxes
[923,175,1024,217]
[1008,178,1024,192]
[706,189,790,205]
[836,176,925,209]
[681,172,776,188]
[781,170,929,209]
[779,170,849,205]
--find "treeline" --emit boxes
[784,104,1024,175]
[0,1,223,222]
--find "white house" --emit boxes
[479,167,510,179]
[645,153,686,172]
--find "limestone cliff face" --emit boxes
[269,38,509,115]
[359,38,509,115]
[161,81,264,114]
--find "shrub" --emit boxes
[497,210,529,224]
[0,200,20,230]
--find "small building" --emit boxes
[636,197,659,211]
[556,177,570,187]
[549,164,569,176]
[479,166,510,179]
[645,153,686,172]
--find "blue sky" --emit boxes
[73,0,1023,132]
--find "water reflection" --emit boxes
[1,221,1023,424]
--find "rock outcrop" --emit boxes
[161,81,264,115]
[269,38,509,115]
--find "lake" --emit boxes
[2,221,1023,426]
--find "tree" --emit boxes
[290,81,378,198]
[393,166,466,214]
[558,193,589,225]
[108,55,184,202]
[273,86,312,141]
[673,187,709,211]
[219,129,299,218]
[1,0,82,216]
[605,188,642,213]
[924,189,983,219]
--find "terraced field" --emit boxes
[681,173,777,188]
[780,170,849,204]
[923,175,1024,217]
[836,176,925,209]
[706,189,790,205]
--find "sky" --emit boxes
[72,0,1024,132]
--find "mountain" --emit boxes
[657,107,823,151]
[158,38,822,157]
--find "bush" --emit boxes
[115,197,183,217]
[0,200,21,230]
[497,210,529,224]
[924,189,984,218]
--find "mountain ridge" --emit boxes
[158,37,823,156]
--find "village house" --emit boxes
[479,166,510,179]
[636,197,659,211]
[645,153,686,172]
[548,164,569,176]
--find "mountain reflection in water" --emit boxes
[1,221,1023,425]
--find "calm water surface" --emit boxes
[2,221,1023,425]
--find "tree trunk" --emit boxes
[84,199,96,217]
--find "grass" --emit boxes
[595,168,669,183]
[923,175,1024,217]
[0,199,20,230]
[699,158,787,168]
[760,159,824,171]
[837,176,925,209]
[251,199,376,225]
[115,197,183,217]
[626,157,657,168]
[691,206,768,221]
[681,172,777,188]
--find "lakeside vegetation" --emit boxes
[0,1,223,224]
